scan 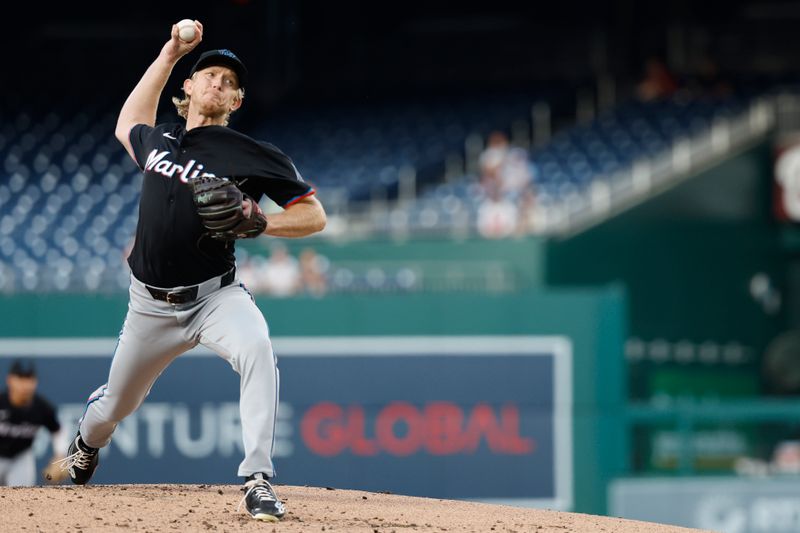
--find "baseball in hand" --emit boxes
[177,19,197,42]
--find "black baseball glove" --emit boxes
[190,176,267,240]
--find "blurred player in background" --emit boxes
[0,358,67,485]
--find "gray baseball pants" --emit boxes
[79,270,279,478]
[0,448,35,486]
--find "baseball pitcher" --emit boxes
[56,20,326,522]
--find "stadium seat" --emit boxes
[0,87,766,292]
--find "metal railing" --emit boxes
[540,95,778,239]
[315,94,782,242]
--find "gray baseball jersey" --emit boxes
[79,123,314,478]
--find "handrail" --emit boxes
[628,398,800,422]
[543,95,778,239]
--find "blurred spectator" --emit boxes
[261,242,302,297]
[478,130,511,194]
[515,186,538,236]
[237,254,267,293]
[476,133,537,237]
[479,130,511,174]
[476,187,518,239]
[500,147,535,196]
[771,439,800,474]
[775,142,800,222]
[636,56,679,101]
[237,246,329,297]
[734,427,800,476]
[298,247,329,298]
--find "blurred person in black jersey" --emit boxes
[0,359,67,485]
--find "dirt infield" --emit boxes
[0,484,712,532]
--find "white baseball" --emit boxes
[177,19,196,42]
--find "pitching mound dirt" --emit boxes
[0,484,712,532]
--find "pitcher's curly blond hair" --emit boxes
[171,81,245,126]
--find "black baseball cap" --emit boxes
[188,49,248,89]
[8,358,36,378]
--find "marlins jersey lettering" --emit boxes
[126,123,315,288]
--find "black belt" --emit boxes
[146,269,235,304]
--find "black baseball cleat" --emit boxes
[239,473,286,522]
[58,432,99,485]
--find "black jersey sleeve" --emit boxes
[239,142,315,208]
[37,396,61,433]
[129,124,157,170]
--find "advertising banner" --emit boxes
[0,336,571,509]
[610,477,800,533]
